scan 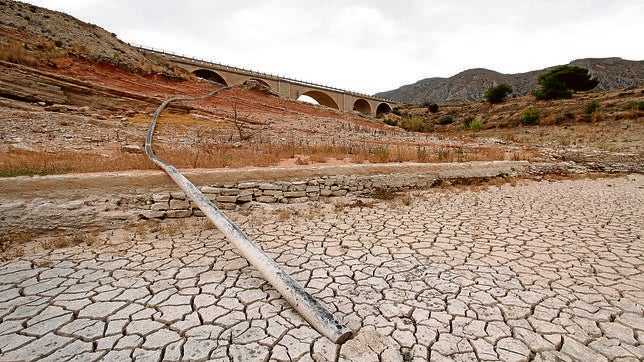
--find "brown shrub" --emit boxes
[0,39,38,66]
[274,209,292,221]
[295,157,310,165]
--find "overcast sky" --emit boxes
[24,0,644,95]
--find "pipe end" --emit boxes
[333,329,353,344]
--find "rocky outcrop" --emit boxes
[0,0,188,79]
[0,60,191,112]
[376,58,644,104]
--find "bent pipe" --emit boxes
[145,86,352,344]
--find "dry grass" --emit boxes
[274,209,292,221]
[134,223,148,237]
[509,149,542,161]
[295,157,310,165]
[346,199,375,208]
[0,140,515,177]
[0,39,66,68]
[308,153,329,163]
[400,192,413,206]
[39,232,96,250]
[41,235,70,249]
[487,176,518,188]
[203,219,217,230]
[0,149,156,177]
[0,39,38,66]
[372,187,398,201]
[160,220,185,237]
[0,230,33,259]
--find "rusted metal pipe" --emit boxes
[145,86,352,344]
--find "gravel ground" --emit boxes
[0,174,642,361]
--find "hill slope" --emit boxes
[376,58,644,104]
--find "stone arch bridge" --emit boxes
[137,47,397,118]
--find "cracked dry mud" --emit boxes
[1,175,642,361]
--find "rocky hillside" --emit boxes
[0,0,187,79]
[376,58,644,105]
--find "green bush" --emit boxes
[533,65,599,100]
[437,115,454,125]
[464,117,484,131]
[383,118,398,126]
[625,101,644,111]
[556,112,575,123]
[427,103,439,113]
[484,83,513,104]
[401,115,424,132]
[521,107,541,125]
[532,78,573,100]
[585,100,601,115]
[468,119,484,131]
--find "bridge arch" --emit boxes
[353,99,371,116]
[193,69,228,86]
[376,102,392,117]
[243,78,272,90]
[300,91,339,110]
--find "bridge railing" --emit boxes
[130,43,397,104]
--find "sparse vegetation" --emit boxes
[0,39,38,66]
[1,230,33,259]
[464,117,485,131]
[400,192,413,206]
[372,187,397,201]
[274,209,292,221]
[625,100,644,111]
[625,100,644,119]
[401,115,424,132]
[39,232,96,250]
[383,118,398,126]
[484,83,513,104]
[521,107,541,125]
[0,137,519,176]
[437,115,454,125]
[427,102,439,113]
[467,119,484,131]
[585,100,601,115]
[583,100,603,122]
